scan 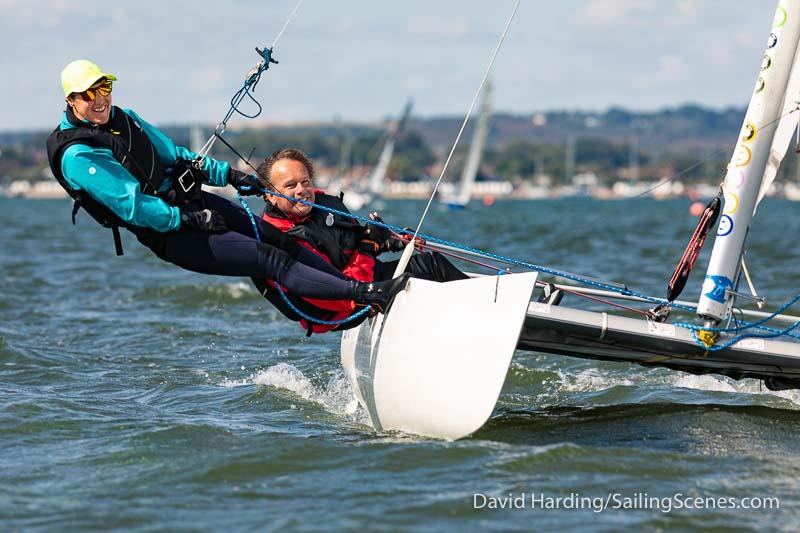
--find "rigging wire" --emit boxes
[403,0,521,252]
[635,104,800,198]
[193,0,304,160]
[271,0,304,50]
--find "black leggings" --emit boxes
[374,252,469,283]
[132,191,355,300]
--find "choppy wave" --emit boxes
[220,362,365,422]
[135,281,262,306]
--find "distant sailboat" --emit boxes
[327,127,366,210]
[336,100,414,211]
[439,80,492,209]
[367,99,414,198]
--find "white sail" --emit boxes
[698,0,800,322]
[756,44,800,209]
[439,80,493,207]
[189,124,205,154]
[456,80,492,205]
[368,99,413,196]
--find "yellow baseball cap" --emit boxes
[61,59,117,97]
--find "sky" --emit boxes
[0,0,782,132]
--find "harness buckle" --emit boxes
[178,170,196,193]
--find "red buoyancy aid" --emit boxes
[259,190,376,334]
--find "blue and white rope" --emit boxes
[237,185,800,345]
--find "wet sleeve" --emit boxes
[125,109,231,187]
[61,144,181,232]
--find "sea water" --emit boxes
[1,196,799,530]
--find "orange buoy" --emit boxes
[483,196,495,206]
[689,201,705,217]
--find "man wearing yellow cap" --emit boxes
[45,59,410,312]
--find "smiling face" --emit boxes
[67,79,113,125]
[267,158,316,219]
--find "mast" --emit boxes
[456,80,493,205]
[565,135,576,184]
[368,99,413,195]
[190,124,205,154]
[697,0,800,323]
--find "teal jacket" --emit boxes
[58,108,231,232]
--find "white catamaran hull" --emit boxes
[341,273,537,440]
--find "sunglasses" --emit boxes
[74,80,113,102]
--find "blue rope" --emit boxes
[236,185,800,347]
[241,186,694,310]
[235,192,371,326]
[220,48,278,127]
[236,191,261,238]
[274,283,371,326]
[676,294,800,334]
[675,294,800,350]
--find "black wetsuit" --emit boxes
[47,106,357,301]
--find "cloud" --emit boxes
[0,0,73,29]
[577,0,702,28]
[637,54,688,87]
[189,67,228,96]
[673,0,699,21]
[577,0,652,27]
[406,16,469,39]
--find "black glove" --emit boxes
[228,169,262,196]
[180,209,228,233]
[380,236,406,254]
[358,213,395,256]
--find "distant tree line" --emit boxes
[5,105,800,186]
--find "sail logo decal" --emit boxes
[768,33,778,49]
[723,192,739,214]
[647,321,675,337]
[773,6,787,29]
[529,302,551,314]
[727,170,745,190]
[755,77,766,93]
[743,123,757,143]
[734,145,752,167]
[703,275,734,304]
[736,337,766,351]
[717,215,734,236]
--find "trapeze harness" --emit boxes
[46,106,205,255]
[254,192,373,335]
